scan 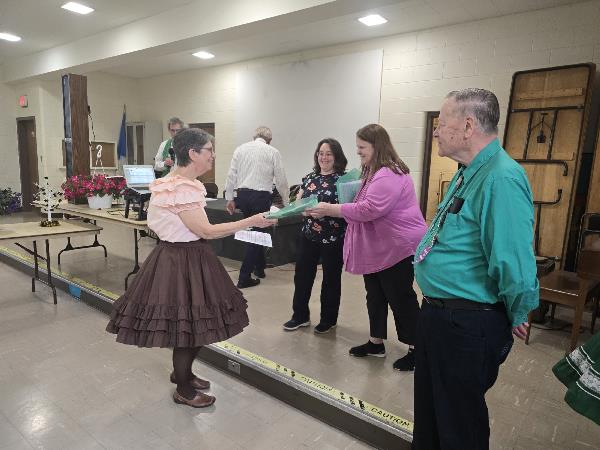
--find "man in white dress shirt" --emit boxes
[224,126,289,288]
[154,117,185,177]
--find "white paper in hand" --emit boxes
[234,230,273,247]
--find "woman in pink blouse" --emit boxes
[307,124,426,371]
[106,128,275,407]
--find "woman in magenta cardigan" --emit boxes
[306,124,426,371]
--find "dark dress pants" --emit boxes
[362,255,419,344]
[412,301,514,450]
[234,189,272,281]
[292,235,344,325]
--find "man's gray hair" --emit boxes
[254,126,272,142]
[446,88,499,135]
[168,117,185,130]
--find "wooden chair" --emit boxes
[526,249,600,353]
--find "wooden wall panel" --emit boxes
[67,74,90,177]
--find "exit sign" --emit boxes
[19,95,28,107]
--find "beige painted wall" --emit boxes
[5,72,143,191]
[140,0,600,195]
[0,81,19,191]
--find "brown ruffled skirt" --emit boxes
[106,239,249,348]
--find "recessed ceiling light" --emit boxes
[193,51,215,60]
[358,14,388,26]
[61,2,94,15]
[0,32,21,42]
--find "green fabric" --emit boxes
[414,138,539,327]
[553,333,600,425]
[266,195,318,219]
[161,138,173,175]
[335,168,362,204]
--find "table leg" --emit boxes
[32,240,38,293]
[57,220,107,265]
[125,229,140,289]
[45,239,58,304]
[30,240,58,304]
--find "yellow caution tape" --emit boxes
[0,246,119,300]
[0,245,413,433]
[215,341,413,433]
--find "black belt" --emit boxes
[424,296,504,311]
[236,188,269,193]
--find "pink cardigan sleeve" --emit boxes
[341,171,405,223]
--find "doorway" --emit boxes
[16,117,39,212]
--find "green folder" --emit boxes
[336,168,362,203]
[266,195,319,219]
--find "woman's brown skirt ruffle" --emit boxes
[106,240,249,348]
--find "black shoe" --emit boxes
[314,323,337,334]
[283,318,310,331]
[237,278,260,289]
[393,349,415,371]
[349,341,386,358]
[253,269,266,279]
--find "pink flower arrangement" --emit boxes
[61,174,126,201]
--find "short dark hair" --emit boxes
[446,88,499,134]
[173,128,213,167]
[313,138,347,175]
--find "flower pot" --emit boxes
[87,194,113,209]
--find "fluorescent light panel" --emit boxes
[193,51,215,60]
[62,2,94,15]
[0,32,21,42]
[358,14,387,26]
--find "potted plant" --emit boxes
[61,174,126,209]
[0,188,22,215]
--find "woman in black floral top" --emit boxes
[283,138,347,334]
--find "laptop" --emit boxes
[122,165,156,194]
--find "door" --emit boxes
[189,122,215,183]
[420,112,459,224]
[16,117,39,211]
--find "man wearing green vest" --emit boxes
[154,117,185,177]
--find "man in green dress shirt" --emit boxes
[412,88,539,450]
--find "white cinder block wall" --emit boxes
[3,1,600,198]
[141,0,600,197]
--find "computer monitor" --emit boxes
[123,165,156,188]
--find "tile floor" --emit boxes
[0,262,374,450]
[1,212,599,449]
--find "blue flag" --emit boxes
[117,106,127,159]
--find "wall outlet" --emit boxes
[227,360,241,374]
